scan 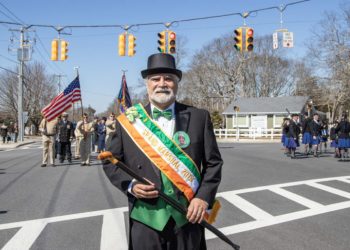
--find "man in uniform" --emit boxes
[310,113,322,157]
[103,53,223,249]
[39,116,59,167]
[76,113,95,166]
[286,113,301,159]
[57,112,74,163]
[105,113,117,150]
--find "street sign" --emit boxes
[283,32,294,48]
[273,32,278,49]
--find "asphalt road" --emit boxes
[1,142,350,250]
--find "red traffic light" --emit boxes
[169,32,176,40]
[246,28,254,37]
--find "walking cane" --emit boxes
[98,151,240,250]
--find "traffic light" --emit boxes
[118,33,126,56]
[60,40,68,61]
[51,39,58,61]
[157,31,166,53]
[245,28,254,52]
[168,31,176,54]
[234,28,243,52]
[128,34,136,57]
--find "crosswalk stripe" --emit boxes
[269,187,324,209]
[2,220,47,250]
[219,193,274,220]
[307,182,350,199]
[100,209,128,250]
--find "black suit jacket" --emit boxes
[103,102,223,211]
[57,120,74,142]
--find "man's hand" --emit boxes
[186,198,208,224]
[132,182,159,199]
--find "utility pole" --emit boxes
[54,74,66,93]
[18,28,24,142]
[9,26,32,142]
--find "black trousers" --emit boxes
[59,141,72,161]
[130,218,206,250]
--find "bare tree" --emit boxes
[306,5,350,120]
[0,62,56,133]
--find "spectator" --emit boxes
[0,123,8,144]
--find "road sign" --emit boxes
[273,32,278,49]
[283,32,293,48]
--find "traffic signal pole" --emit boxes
[18,28,24,142]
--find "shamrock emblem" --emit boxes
[125,107,139,123]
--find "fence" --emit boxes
[214,128,282,140]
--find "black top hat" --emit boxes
[141,53,182,80]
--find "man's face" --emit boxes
[146,73,178,107]
[62,115,68,121]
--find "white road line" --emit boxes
[2,220,47,250]
[269,187,324,209]
[220,193,274,220]
[0,207,128,230]
[100,209,128,250]
[307,182,350,199]
[217,175,350,196]
[205,200,350,240]
[339,178,350,184]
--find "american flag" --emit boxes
[117,74,132,113]
[42,76,81,121]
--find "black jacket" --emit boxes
[287,120,301,139]
[103,102,223,208]
[310,120,322,137]
[57,120,74,142]
[301,118,312,134]
[335,121,350,139]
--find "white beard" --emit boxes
[149,88,176,105]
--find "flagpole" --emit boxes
[74,66,83,118]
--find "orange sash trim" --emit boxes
[118,114,195,200]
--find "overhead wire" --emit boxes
[0,0,311,31]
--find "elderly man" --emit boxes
[105,113,117,150]
[39,116,59,167]
[57,112,74,164]
[76,113,95,166]
[103,53,223,249]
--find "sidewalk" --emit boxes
[0,136,41,150]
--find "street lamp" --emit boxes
[233,106,240,141]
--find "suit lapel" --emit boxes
[175,102,190,133]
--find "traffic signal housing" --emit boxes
[128,34,136,56]
[51,39,58,61]
[168,31,176,54]
[118,33,126,56]
[234,28,243,52]
[60,40,68,61]
[245,28,254,52]
[157,31,166,53]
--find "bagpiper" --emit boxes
[286,114,301,159]
[335,114,350,161]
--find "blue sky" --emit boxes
[0,0,346,113]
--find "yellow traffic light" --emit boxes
[51,39,58,61]
[118,33,126,56]
[128,34,136,57]
[157,31,166,53]
[60,40,68,61]
[167,31,176,54]
[234,28,243,52]
[245,28,254,52]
